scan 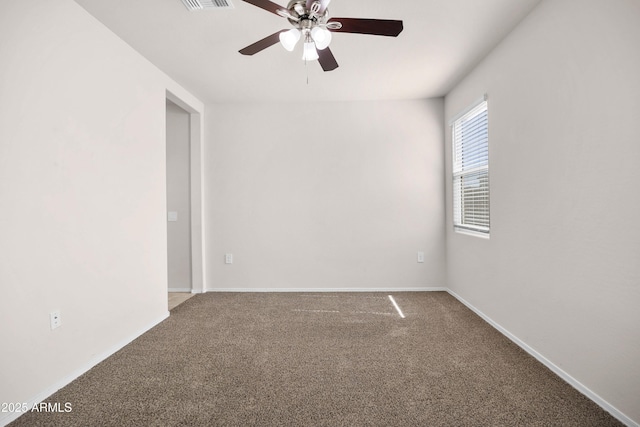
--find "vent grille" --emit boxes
[180,0,234,10]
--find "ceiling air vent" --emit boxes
[180,0,234,10]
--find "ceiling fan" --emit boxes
[239,0,403,71]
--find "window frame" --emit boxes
[451,95,490,237]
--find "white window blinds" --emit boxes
[452,98,489,234]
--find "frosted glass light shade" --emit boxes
[311,27,332,50]
[279,29,301,51]
[302,42,319,61]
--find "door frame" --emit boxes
[166,90,205,294]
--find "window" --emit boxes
[452,97,489,235]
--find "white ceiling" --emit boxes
[74,0,541,104]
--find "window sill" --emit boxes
[454,228,490,239]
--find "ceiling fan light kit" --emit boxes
[279,28,301,51]
[302,40,319,60]
[310,26,331,50]
[239,0,403,72]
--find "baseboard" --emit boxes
[168,287,192,293]
[204,286,447,293]
[5,290,633,427]
[0,312,170,427]
[446,289,638,427]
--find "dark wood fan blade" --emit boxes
[241,0,287,16]
[239,30,287,55]
[317,47,339,71]
[328,18,404,37]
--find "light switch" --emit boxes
[168,211,178,222]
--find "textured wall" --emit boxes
[205,99,445,291]
[444,0,640,423]
[0,1,202,423]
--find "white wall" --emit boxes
[0,1,203,424]
[166,100,192,291]
[444,0,640,424]
[206,99,445,291]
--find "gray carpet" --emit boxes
[10,292,622,426]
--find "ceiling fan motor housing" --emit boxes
[284,0,328,29]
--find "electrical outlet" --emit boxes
[225,253,233,264]
[50,311,61,330]
[417,251,425,263]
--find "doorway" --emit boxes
[165,90,204,306]
[166,99,192,295]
